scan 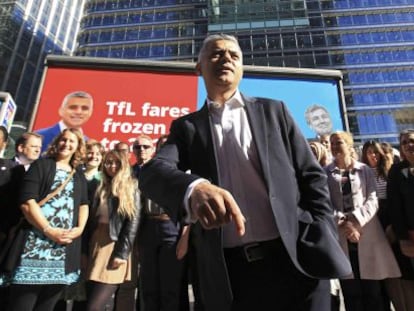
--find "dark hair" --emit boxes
[361,140,390,179]
[0,126,8,142]
[198,33,241,62]
[14,132,42,153]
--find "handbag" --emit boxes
[0,169,75,273]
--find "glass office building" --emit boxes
[77,0,414,143]
[0,0,85,121]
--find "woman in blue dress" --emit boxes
[7,128,89,311]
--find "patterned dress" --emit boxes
[10,169,79,285]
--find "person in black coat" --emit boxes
[139,34,351,311]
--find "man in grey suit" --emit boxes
[139,34,351,311]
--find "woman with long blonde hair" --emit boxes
[85,149,140,311]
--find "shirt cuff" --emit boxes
[183,178,211,224]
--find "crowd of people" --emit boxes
[308,130,414,311]
[0,33,413,311]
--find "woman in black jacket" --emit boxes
[5,128,89,311]
[85,149,140,311]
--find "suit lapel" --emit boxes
[193,103,219,184]
[243,95,270,186]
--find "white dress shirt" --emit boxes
[207,91,279,247]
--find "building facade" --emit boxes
[0,0,85,121]
[76,0,414,143]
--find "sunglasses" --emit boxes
[133,144,152,150]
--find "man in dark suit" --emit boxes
[139,34,351,311]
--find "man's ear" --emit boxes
[195,63,202,76]
[16,143,24,154]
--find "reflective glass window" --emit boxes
[367,14,382,24]
[110,48,123,58]
[142,13,154,22]
[112,30,125,41]
[166,26,178,37]
[357,114,370,134]
[124,46,137,58]
[377,51,392,61]
[365,72,382,83]
[361,52,377,63]
[115,14,128,24]
[348,72,364,83]
[406,50,414,60]
[299,53,315,67]
[392,50,407,61]
[151,45,164,56]
[353,15,367,25]
[341,34,357,44]
[137,46,150,57]
[129,13,141,23]
[315,52,330,66]
[267,35,281,50]
[155,12,167,21]
[179,43,192,56]
[338,16,352,26]
[165,44,178,56]
[402,31,414,41]
[85,49,96,57]
[382,13,395,23]
[132,0,142,7]
[92,16,102,26]
[166,11,179,20]
[345,53,362,64]
[140,28,152,39]
[103,15,115,25]
[334,0,349,9]
[387,31,402,42]
[126,29,139,41]
[372,32,387,42]
[96,49,110,57]
[100,31,112,42]
[357,33,372,44]
[89,32,99,43]
[312,34,326,47]
[153,28,165,38]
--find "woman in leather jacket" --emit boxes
[85,149,140,311]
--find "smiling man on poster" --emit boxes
[36,91,93,152]
[139,34,351,311]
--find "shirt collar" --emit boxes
[207,90,244,111]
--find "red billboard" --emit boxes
[31,62,198,150]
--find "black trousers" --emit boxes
[224,239,330,311]
[138,218,187,311]
[7,284,65,311]
[340,244,385,311]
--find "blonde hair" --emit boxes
[309,141,329,166]
[98,150,138,219]
[330,131,354,147]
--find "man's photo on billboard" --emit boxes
[305,104,333,137]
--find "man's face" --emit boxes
[309,109,332,135]
[59,96,93,129]
[18,136,42,163]
[196,39,243,97]
[133,138,154,165]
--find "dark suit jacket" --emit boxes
[139,95,351,310]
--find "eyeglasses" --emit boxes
[104,161,120,167]
[133,144,151,150]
